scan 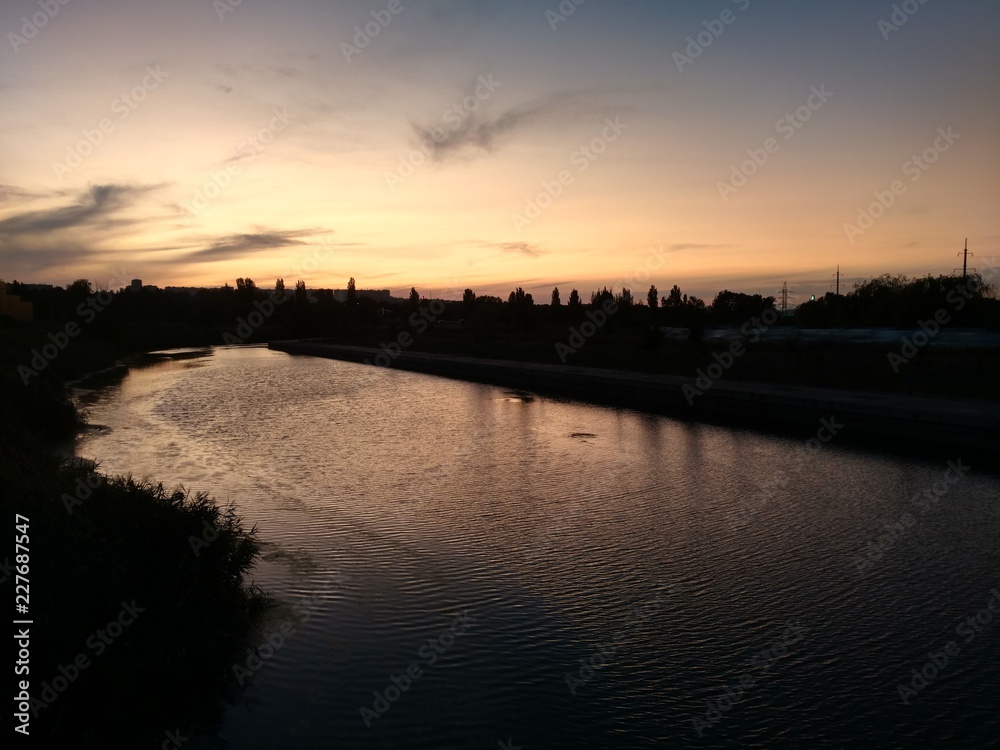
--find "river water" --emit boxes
[74,345,1000,749]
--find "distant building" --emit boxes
[163,286,204,296]
[333,288,391,303]
[130,279,142,292]
[0,280,33,322]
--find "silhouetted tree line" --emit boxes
[795,273,998,328]
[2,271,996,356]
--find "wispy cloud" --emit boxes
[0,184,163,236]
[0,184,170,278]
[185,230,314,262]
[413,91,596,162]
[667,243,731,253]
[0,185,50,203]
[498,241,542,258]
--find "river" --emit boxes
[73,345,1000,749]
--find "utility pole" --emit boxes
[833,265,841,296]
[955,238,973,280]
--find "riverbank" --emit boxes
[0,335,269,747]
[269,340,1000,457]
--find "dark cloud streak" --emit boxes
[0,184,163,236]
[184,230,313,262]
[413,91,601,162]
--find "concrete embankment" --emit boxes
[268,340,1000,456]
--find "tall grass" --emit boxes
[0,329,271,746]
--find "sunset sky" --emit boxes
[2,0,998,302]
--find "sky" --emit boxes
[1,0,998,302]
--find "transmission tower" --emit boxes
[780,282,795,315]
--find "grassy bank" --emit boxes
[0,327,269,747]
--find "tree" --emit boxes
[68,279,93,296]
[664,284,683,308]
[617,287,633,307]
[295,280,307,305]
[408,287,419,312]
[347,277,357,305]
[647,285,658,309]
[551,287,561,306]
[235,277,257,304]
[590,287,613,307]
[710,290,774,323]
[462,288,476,318]
[568,289,581,309]
[275,278,285,292]
[686,294,706,310]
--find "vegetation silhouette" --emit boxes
[2,269,998,399]
[0,332,270,747]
